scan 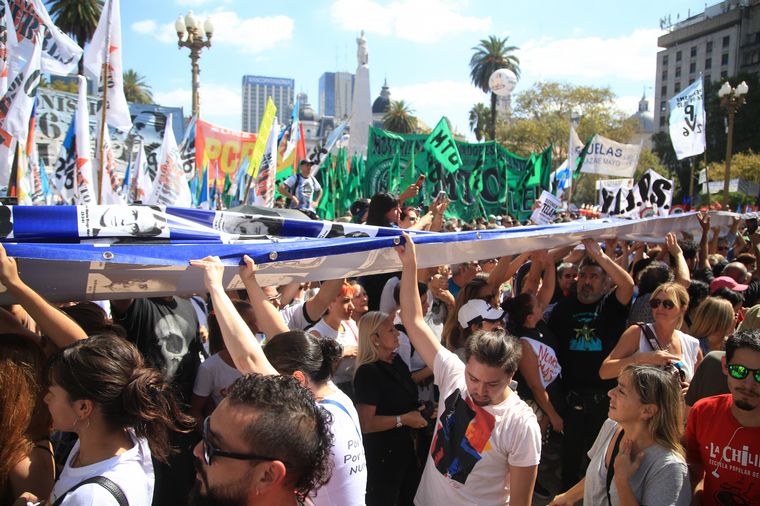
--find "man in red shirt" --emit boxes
[685,329,760,505]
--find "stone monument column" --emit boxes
[348,31,372,158]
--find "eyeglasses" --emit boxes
[649,298,676,310]
[202,417,283,466]
[727,364,760,383]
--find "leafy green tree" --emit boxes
[468,103,490,141]
[469,36,520,141]
[123,69,153,104]
[49,0,103,75]
[383,100,418,134]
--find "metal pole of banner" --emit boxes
[703,151,711,206]
[689,157,695,210]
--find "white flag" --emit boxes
[668,77,706,160]
[0,27,40,142]
[74,75,95,204]
[0,9,9,96]
[579,134,642,178]
[1,0,83,76]
[145,115,191,206]
[130,140,152,203]
[567,123,583,172]
[82,0,131,131]
[253,116,279,207]
[98,130,125,205]
[50,118,75,203]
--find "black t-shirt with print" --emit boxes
[548,291,629,391]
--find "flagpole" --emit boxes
[703,151,711,206]
[96,0,114,205]
[689,157,695,210]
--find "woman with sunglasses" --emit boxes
[600,282,703,387]
[191,255,367,506]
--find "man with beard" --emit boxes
[547,238,634,489]
[685,330,760,506]
[191,374,333,506]
[396,233,541,505]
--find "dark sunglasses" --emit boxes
[202,417,283,466]
[649,298,676,310]
[727,364,760,383]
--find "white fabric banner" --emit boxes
[0,27,40,142]
[253,116,278,207]
[2,0,82,76]
[0,9,8,96]
[668,77,705,160]
[599,169,673,217]
[82,0,131,131]
[98,130,124,205]
[145,115,191,206]
[131,140,152,203]
[74,76,95,204]
[580,134,642,178]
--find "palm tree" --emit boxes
[469,36,520,140]
[383,100,418,134]
[468,103,491,141]
[123,70,153,104]
[48,0,103,74]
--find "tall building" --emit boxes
[318,72,355,119]
[655,0,760,131]
[241,75,294,132]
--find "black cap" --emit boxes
[300,159,316,166]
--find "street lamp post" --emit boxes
[718,80,749,206]
[175,11,214,118]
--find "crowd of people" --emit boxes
[0,188,759,506]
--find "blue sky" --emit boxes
[119,0,711,140]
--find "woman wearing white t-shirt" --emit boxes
[600,282,702,389]
[191,255,367,506]
[310,282,360,397]
[43,334,192,506]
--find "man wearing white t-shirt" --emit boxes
[396,234,541,505]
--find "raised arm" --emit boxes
[238,256,290,338]
[697,212,711,271]
[190,256,278,375]
[535,250,556,311]
[397,233,442,369]
[666,232,691,288]
[304,278,344,322]
[0,244,86,347]
[582,238,634,305]
[488,251,531,292]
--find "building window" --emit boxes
[675,82,681,93]
[690,62,696,73]
[723,35,730,48]
[660,101,666,112]
[706,41,713,53]
[722,53,729,65]
[705,57,712,68]
[689,78,695,85]
[721,70,728,78]
[661,85,667,96]
[705,74,711,83]
[676,50,682,61]
[691,46,697,58]
[660,117,666,127]
[675,66,682,77]
[663,54,669,65]
[662,69,668,80]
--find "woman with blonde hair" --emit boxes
[688,296,736,354]
[353,310,427,506]
[600,282,702,385]
[550,365,691,505]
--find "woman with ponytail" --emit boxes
[43,334,193,506]
[191,255,368,506]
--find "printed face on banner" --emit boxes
[77,205,169,238]
[212,212,281,237]
[86,271,179,295]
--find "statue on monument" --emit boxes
[356,30,368,66]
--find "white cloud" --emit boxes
[154,83,241,127]
[132,11,294,53]
[330,0,491,43]
[521,28,662,82]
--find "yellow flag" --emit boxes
[248,97,277,177]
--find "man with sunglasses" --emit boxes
[685,330,760,506]
[191,374,334,506]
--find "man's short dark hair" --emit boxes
[393,281,427,306]
[579,255,605,274]
[678,239,698,260]
[226,374,333,499]
[725,329,760,364]
[464,330,521,375]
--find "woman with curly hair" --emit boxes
[0,334,54,505]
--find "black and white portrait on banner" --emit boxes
[77,205,169,238]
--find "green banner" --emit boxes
[366,127,552,222]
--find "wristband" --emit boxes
[395,415,403,428]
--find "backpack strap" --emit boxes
[606,429,625,506]
[637,322,661,351]
[394,323,415,357]
[52,476,128,506]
